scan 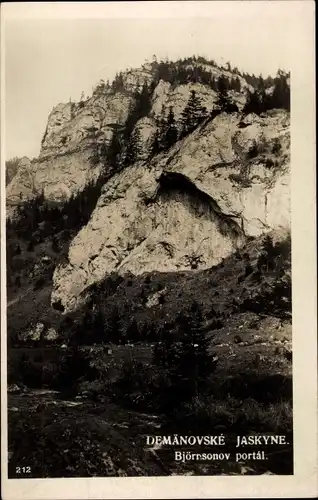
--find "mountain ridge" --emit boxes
[6,56,288,211]
[6,55,292,476]
[6,54,290,314]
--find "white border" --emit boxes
[1,2,317,499]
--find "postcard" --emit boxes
[1,1,316,498]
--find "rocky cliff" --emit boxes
[7,59,292,477]
[6,57,290,313]
[6,60,247,213]
[6,93,132,211]
[51,108,290,312]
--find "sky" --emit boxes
[3,1,302,160]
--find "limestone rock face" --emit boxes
[51,109,290,312]
[152,82,215,119]
[6,90,136,211]
[6,63,248,215]
[134,117,157,160]
[6,157,36,218]
[121,67,153,92]
[39,93,134,160]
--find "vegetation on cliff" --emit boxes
[6,55,291,477]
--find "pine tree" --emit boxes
[173,302,214,394]
[104,307,121,342]
[15,276,21,288]
[243,89,263,115]
[231,77,241,93]
[99,142,108,162]
[236,77,241,92]
[112,72,124,92]
[243,70,290,114]
[92,307,105,342]
[27,239,34,252]
[126,318,140,342]
[123,86,150,144]
[150,128,161,156]
[90,144,100,166]
[271,71,290,111]
[51,235,60,253]
[162,106,178,150]
[106,129,123,173]
[124,128,142,166]
[210,76,217,91]
[135,82,152,117]
[156,61,171,82]
[14,244,21,256]
[256,75,268,112]
[153,302,216,407]
[215,75,237,113]
[181,90,207,136]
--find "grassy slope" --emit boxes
[7,230,292,477]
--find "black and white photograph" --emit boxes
[1,1,316,498]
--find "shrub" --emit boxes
[54,347,98,393]
[272,138,282,155]
[184,253,205,269]
[158,295,165,305]
[244,264,253,277]
[14,276,21,288]
[114,359,164,411]
[176,396,292,434]
[209,319,224,330]
[247,140,259,159]
[265,158,275,168]
[228,173,252,188]
[16,354,43,388]
[34,276,46,290]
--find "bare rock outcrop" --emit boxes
[6,157,36,218]
[6,91,135,210]
[6,63,248,214]
[51,109,290,312]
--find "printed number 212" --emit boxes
[16,466,31,474]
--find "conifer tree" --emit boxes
[124,128,142,166]
[271,71,290,111]
[230,77,241,93]
[27,238,34,252]
[104,307,121,342]
[153,301,216,407]
[150,128,161,156]
[162,106,178,149]
[243,88,263,115]
[51,235,60,253]
[136,82,152,117]
[99,142,108,161]
[236,77,241,92]
[173,301,214,392]
[210,76,217,91]
[106,129,123,173]
[91,307,106,342]
[243,70,290,114]
[181,90,207,136]
[256,75,268,111]
[112,72,124,92]
[214,75,237,113]
[126,318,140,342]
